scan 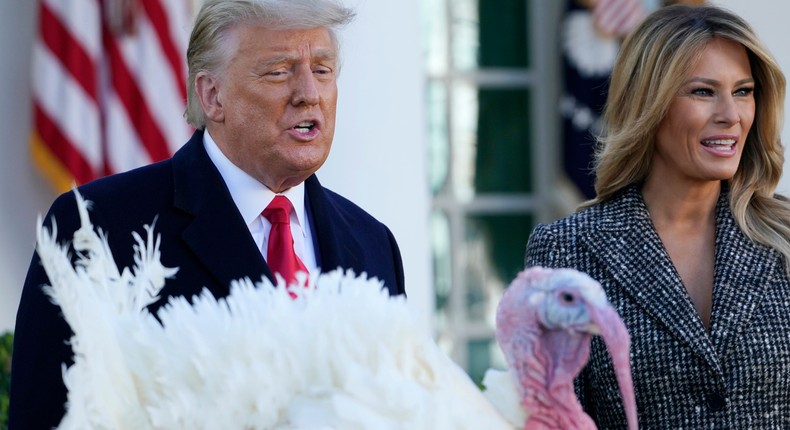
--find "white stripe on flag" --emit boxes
[104,91,153,173]
[43,0,102,59]
[32,42,103,171]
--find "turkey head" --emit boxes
[495,267,637,430]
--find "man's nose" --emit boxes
[291,65,320,107]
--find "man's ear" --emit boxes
[195,71,224,122]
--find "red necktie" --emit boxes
[262,196,308,287]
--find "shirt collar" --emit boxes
[202,130,307,231]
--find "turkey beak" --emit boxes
[590,304,638,430]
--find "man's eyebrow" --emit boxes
[311,48,337,62]
[257,54,296,68]
[258,49,337,68]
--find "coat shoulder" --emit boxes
[308,178,391,233]
[525,192,636,270]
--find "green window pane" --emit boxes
[464,214,535,323]
[421,0,448,75]
[432,210,452,317]
[450,85,532,197]
[466,338,506,385]
[428,81,449,195]
[451,0,529,70]
[479,0,529,68]
[475,88,532,193]
[450,82,478,199]
[450,0,479,71]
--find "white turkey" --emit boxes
[35,190,637,429]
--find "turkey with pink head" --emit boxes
[484,266,638,430]
[34,190,636,429]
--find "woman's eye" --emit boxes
[691,88,714,96]
[734,87,754,96]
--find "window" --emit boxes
[423,0,563,382]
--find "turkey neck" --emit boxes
[517,330,597,430]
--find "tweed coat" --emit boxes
[525,184,790,429]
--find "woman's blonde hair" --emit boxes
[588,4,790,272]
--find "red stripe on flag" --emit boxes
[34,103,96,185]
[39,3,98,102]
[140,0,188,101]
[102,23,171,163]
[593,0,645,37]
[32,0,191,192]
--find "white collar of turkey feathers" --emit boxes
[36,189,516,430]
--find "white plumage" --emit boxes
[39,190,637,429]
[37,190,515,430]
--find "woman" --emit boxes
[525,5,790,428]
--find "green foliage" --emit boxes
[0,331,12,430]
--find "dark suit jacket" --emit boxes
[9,130,405,429]
[525,184,790,429]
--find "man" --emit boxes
[9,0,405,428]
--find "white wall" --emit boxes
[323,0,433,324]
[0,2,58,333]
[0,0,432,333]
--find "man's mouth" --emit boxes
[293,121,316,134]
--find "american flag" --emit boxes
[30,0,195,193]
[592,0,645,38]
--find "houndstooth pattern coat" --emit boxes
[525,184,790,429]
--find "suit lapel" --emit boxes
[709,193,773,361]
[581,186,721,372]
[304,175,365,274]
[171,131,272,292]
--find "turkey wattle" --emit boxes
[484,267,638,430]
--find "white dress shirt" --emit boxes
[202,131,317,276]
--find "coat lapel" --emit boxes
[708,194,774,361]
[171,131,272,292]
[304,175,365,275]
[581,186,722,373]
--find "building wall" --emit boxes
[0,1,54,333]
